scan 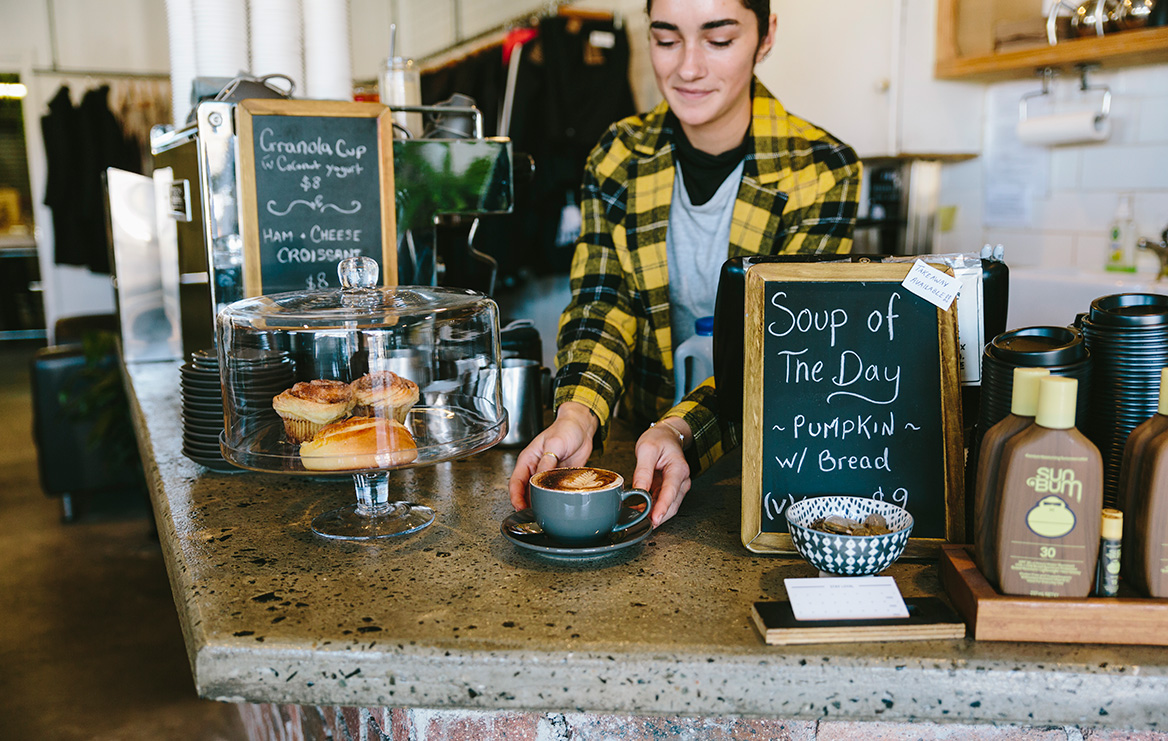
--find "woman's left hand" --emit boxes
[631,419,692,528]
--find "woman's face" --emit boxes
[648,0,775,150]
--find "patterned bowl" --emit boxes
[785,496,914,576]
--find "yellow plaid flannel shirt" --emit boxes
[553,79,861,474]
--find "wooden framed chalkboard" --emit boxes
[236,99,397,296]
[741,262,964,558]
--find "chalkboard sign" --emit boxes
[236,99,397,296]
[741,262,963,558]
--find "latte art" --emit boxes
[531,467,621,492]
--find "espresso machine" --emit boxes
[149,77,517,354]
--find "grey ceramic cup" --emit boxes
[528,467,652,546]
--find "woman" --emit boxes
[508,0,860,527]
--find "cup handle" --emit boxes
[613,488,653,533]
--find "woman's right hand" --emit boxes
[508,401,599,511]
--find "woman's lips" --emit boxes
[674,87,712,102]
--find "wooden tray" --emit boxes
[940,545,1168,645]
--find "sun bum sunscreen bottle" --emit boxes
[1130,419,1168,597]
[993,376,1103,598]
[1119,367,1168,584]
[973,367,1050,589]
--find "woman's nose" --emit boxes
[678,44,706,81]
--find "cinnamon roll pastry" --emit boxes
[350,370,419,423]
[272,379,355,443]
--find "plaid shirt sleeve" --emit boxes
[552,127,639,445]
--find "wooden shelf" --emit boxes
[937,26,1168,81]
[940,545,1168,645]
[935,0,1168,82]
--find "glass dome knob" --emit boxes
[339,256,380,290]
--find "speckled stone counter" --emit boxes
[126,360,1168,729]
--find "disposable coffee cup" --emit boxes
[529,467,651,545]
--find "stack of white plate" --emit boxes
[193,0,250,79]
[303,0,352,100]
[164,0,197,126]
[250,0,304,92]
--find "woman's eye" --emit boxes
[709,39,733,48]
[654,38,678,48]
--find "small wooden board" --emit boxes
[751,598,967,646]
[940,545,1168,645]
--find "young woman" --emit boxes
[508,0,861,528]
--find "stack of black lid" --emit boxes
[1080,293,1168,507]
[978,326,1092,434]
[967,326,1092,507]
[180,349,235,471]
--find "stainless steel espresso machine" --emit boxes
[150,77,516,354]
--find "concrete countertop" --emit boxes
[127,360,1168,728]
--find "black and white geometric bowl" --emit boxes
[785,496,913,576]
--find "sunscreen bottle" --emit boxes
[993,376,1103,598]
[972,367,1049,588]
[1118,367,1168,583]
[1130,419,1168,597]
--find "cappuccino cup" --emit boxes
[528,467,652,546]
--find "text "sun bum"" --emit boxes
[1026,467,1083,502]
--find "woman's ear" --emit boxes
[755,13,777,63]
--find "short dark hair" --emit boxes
[645,0,770,46]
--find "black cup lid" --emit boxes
[989,325,1086,366]
[1089,293,1168,328]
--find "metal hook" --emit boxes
[1019,67,1058,122]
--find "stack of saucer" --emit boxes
[180,349,235,471]
[219,347,298,443]
[1081,293,1168,507]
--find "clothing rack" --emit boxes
[33,67,171,81]
[418,2,621,74]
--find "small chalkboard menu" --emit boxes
[236,99,397,296]
[741,262,963,558]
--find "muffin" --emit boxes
[350,370,420,423]
[272,379,355,443]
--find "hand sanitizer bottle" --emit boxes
[1105,194,1136,273]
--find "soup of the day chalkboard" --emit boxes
[236,99,397,296]
[741,262,963,558]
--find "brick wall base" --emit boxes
[235,704,1168,741]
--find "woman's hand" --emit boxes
[507,401,599,510]
[632,418,692,528]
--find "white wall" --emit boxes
[11,0,1165,335]
[934,63,1168,274]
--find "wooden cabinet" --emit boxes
[936,0,1168,80]
[756,0,983,159]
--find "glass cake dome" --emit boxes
[215,256,507,539]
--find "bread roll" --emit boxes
[299,416,418,471]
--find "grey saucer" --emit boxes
[501,508,652,561]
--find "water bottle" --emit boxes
[673,316,715,405]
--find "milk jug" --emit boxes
[674,316,714,405]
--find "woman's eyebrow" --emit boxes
[649,19,741,32]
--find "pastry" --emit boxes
[350,370,419,423]
[299,417,418,471]
[272,379,355,443]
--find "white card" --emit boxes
[902,260,961,311]
[784,576,910,621]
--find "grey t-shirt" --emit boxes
[666,160,745,349]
